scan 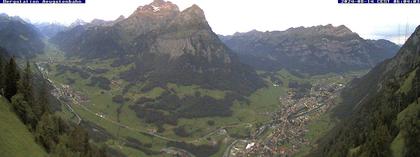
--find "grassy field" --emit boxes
[309,69,368,84]
[43,61,287,155]
[391,70,420,157]
[305,113,336,142]
[397,101,420,126]
[0,97,46,157]
[167,83,227,100]
[398,68,417,94]
[294,113,337,157]
[38,49,365,156]
[35,45,377,156]
[391,101,420,157]
[45,63,289,155]
[390,132,404,157]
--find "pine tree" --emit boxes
[11,93,36,128]
[51,139,78,157]
[0,54,5,95]
[35,112,60,152]
[400,110,420,157]
[4,57,20,101]
[35,80,50,118]
[18,61,34,103]
[12,61,40,128]
[68,125,90,154]
[18,61,45,120]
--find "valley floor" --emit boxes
[34,47,366,157]
[225,77,343,157]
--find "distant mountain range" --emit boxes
[34,23,67,39]
[220,25,400,75]
[0,14,45,58]
[1,1,418,156]
[51,0,264,95]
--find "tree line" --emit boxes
[313,67,420,157]
[0,50,108,157]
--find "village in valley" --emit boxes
[226,80,345,157]
[37,59,351,157]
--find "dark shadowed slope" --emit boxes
[0,14,45,58]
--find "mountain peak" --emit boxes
[319,24,353,34]
[0,13,7,18]
[221,24,400,75]
[116,15,125,20]
[174,4,206,25]
[91,19,106,24]
[336,24,352,32]
[151,0,165,5]
[69,19,87,28]
[232,29,263,37]
[133,0,179,15]
[295,24,355,37]
[184,4,205,16]
[151,5,208,39]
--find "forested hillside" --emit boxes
[0,97,46,157]
[0,47,108,157]
[311,26,420,157]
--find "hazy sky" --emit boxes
[1,0,420,44]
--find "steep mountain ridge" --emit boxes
[220,24,400,75]
[117,0,180,41]
[51,0,264,95]
[312,25,420,157]
[337,26,420,117]
[34,23,67,38]
[0,14,45,58]
[149,5,228,59]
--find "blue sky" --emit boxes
[0,0,419,44]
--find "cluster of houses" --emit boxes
[229,81,345,156]
[52,84,88,105]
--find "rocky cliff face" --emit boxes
[52,0,228,60]
[116,0,180,41]
[149,5,231,61]
[51,0,264,95]
[220,24,400,75]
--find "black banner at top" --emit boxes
[0,0,85,3]
[339,0,420,3]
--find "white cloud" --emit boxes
[0,0,419,44]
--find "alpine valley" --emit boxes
[0,0,418,157]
